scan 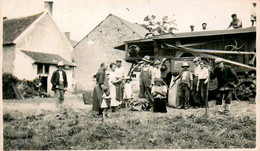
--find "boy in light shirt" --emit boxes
[197,61,209,108]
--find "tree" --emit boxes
[141,15,178,36]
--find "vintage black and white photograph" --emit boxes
[1,0,258,150]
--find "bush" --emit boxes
[2,73,39,99]
[2,73,20,99]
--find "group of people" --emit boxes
[50,56,239,118]
[92,59,135,119]
[92,53,239,118]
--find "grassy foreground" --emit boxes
[3,99,255,150]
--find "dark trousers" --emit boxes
[116,83,123,101]
[55,83,65,106]
[179,83,190,108]
[216,90,233,105]
[153,98,167,113]
[190,76,200,106]
[139,83,153,108]
[198,79,208,107]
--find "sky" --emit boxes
[1,0,258,41]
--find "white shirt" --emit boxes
[193,65,201,77]
[115,66,125,79]
[198,67,209,80]
[151,67,161,84]
[58,70,64,83]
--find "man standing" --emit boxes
[210,58,239,115]
[228,14,242,29]
[173,62,193,109]
[151,60,161,86]
[251,2,257,27]
[202,23,207,30]
[115,59,125,104]
[190,57,201,108]
[197,61,209,108]
[51,61,68,107]
[139,55,153,109]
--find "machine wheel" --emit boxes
[234,80,256,102]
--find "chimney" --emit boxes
[64,32,70,41]
[190,25,194,32]
[44,1,53,15]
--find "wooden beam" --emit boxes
[176,45,256,55]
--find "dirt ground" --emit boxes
[3,92,256,150]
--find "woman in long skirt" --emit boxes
[109,63,121,112]
[92,63,108,115]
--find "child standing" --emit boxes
[101,88,111,119]
[151,78,168,113]
[172,62,193,109]
[123,76,133,109]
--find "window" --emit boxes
[45,65,50,74]
[37,64,43,74]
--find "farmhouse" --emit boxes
[73,14,149,91]
[3,4,76,94]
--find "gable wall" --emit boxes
[16,14,72,61]
[73,15,143,91]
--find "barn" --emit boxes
[73,14,149,91]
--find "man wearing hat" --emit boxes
[190,57,202,108]
[228,14,242,29]
[210,58,239,115]
[115,59,125,103]
[151,60,161,85]
[138,55,154,110]
[51,61,68,107]
[172,62,193,109]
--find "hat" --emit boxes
[193,57,200,62]
[57,61,64,67]
[154,60,161,65]
[181,62,189,67]
[215,58,223,64]
[231,14,237,17]
[142,55,150,62]
[202,23,207,26]
[116,59,122,62]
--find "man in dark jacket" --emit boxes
[210,58,239,115]
[51,61,68,107]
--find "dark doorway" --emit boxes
[41,76,48,92]
[180,53,194,57]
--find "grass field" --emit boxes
[3,94,256,150]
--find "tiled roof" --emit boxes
[3,12,44,45]
[112,14,149,38]
[21,50,76,67]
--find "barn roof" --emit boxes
[74,14,149,48]
[112,14,148,38]
[3,12,44,45]
[21,50,76,67]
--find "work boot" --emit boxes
[224,104,231,115]
[217,105,223,114]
